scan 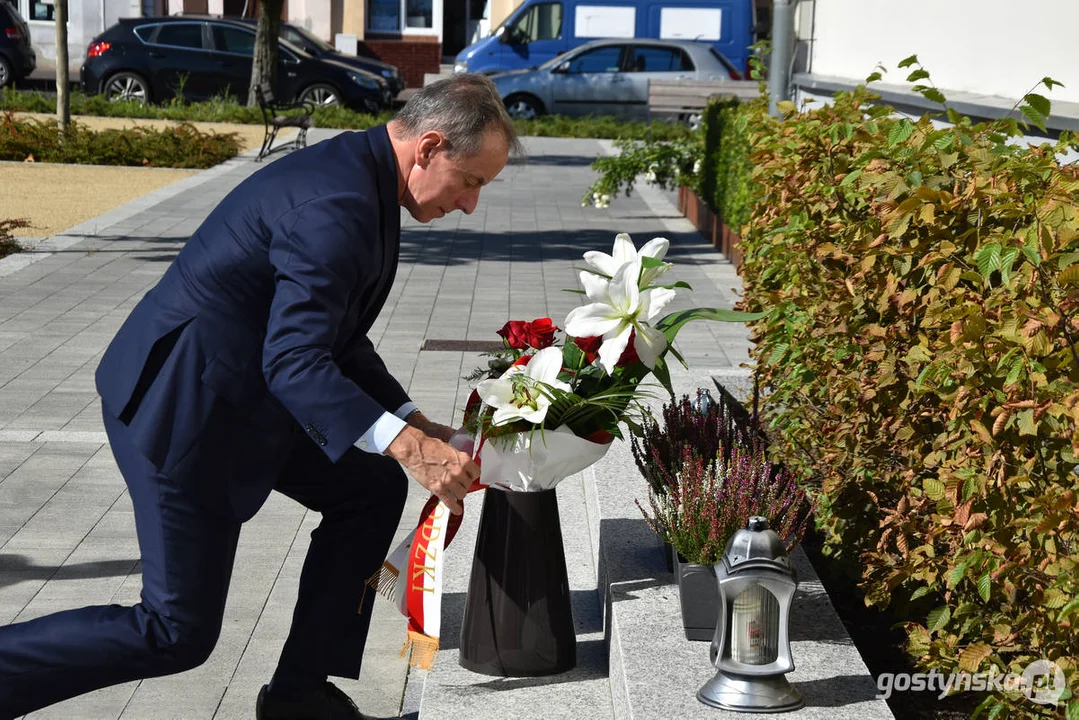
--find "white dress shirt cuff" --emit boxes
[354,402,420,454]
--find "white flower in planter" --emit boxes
[476,347,570,426]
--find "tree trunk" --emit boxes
[54,0,69,129]
[247,0,284,107]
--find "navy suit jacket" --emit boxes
[95,126,410,520]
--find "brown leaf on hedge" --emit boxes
[963,513,988,531]
[969,419,993,444]
[950,320,964,345]
[953,500,972,527]
[959,642,993,672]
[992,408,1010,436]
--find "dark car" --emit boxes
[80,16,392,112]
[179,15,405,97]
[274,22,403,97]
[0,0,35,88]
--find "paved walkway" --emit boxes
[0,130,748,719]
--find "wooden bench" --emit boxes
[254,81,315,162]
[648,79,760,126]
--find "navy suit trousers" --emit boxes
[0,411,408,717]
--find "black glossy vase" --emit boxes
[459,487,576,676]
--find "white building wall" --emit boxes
[809,0,1079,105]
[288,0,331,39]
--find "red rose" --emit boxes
[524,318,558,349]
[511,354,532,368]
[573,332,640,366]
[574,335,602,363]
[496,320,529,349]
[617,330,640,367]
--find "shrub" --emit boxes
[581,132,701,208]
[0,113,241,168]
[700,95,760,234]
[633,391,810,565]
[0,218,28,259]
[631,388,757,496]
[638,442,810,566]
[0,87,691,140]
[738,59,1079,718]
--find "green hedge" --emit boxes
[0,88,692,140]
[0,113,241,168]
[694,94,761,235]
[0,219,27,259]
[738,72,1078,719]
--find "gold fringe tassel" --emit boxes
[359,562,399,613]
[400,630,440,670]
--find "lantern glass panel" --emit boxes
[730,584,780,665]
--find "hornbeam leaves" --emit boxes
[736,59,1079,718]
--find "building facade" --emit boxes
[792,0,1079,111]
[20,0,498,87]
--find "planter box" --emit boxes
[672,546,719,641]
[677,185,743,268]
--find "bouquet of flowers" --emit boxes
[370,232,764,668]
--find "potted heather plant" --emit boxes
[632,390,810,640]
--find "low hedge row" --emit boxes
[0,112,241,168]
[698,95,756,235]
[0,88,693,141]
[738,67,1078,719]
[0,219,27,259]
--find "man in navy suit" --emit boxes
[0,73,522,719]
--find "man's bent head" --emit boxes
[388,74,523,223]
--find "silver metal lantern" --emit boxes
[698,516,804,713]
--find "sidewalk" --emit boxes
[0,130,886,719]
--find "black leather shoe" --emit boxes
[256,682,370,720]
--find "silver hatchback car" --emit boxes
[491,38,742,121]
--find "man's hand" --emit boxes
[385,426,478,514]
[405,411,456,442]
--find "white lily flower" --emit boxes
[475,347,570,426]
[564,260,677,373]
[583,233,671,288]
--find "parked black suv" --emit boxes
[80,16,392,111]
[0,0,35,88]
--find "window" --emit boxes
[405,0,432,28]
[133,24,156,42]
[29,0,53,21]
[212,24,255,55]
[368,0,437,33]
[509,2,561,43]
[153,23,205,50]
[629,46,692,73]
[567,45,622,74]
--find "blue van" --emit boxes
[454,0,755,77]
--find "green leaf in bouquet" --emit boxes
[651,355,674,397]
[655,307,770,344]
[651,280,693,291]
[666,342,688,369]
[562,288,586,295]
[562,338,586,371]
[575,265,612,280]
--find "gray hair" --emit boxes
[392,74,524,159]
